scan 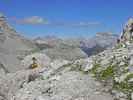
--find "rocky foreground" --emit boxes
[0,59,114,100]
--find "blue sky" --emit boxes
[0,0,132,38]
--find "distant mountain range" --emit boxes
[80,32,118,56]
[35,32,118,57]
[34,36,88,60]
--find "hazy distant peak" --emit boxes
[35,35,60,41]
[96,32,117,37]
[0,12,5,18]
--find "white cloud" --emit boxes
[11,16,101,27]
[14,16,49,25]
[75,22,101,27]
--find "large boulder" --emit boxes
[21,53,51,69]
[0,68,45,100]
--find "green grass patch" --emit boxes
[90,63,101,75]
[113,81,133,93]
[30,48,41,53]
[99,65,115,80]
[70,63,82,71]
[115,43,123,49]
[113,82,132,100]
[125,73,133,82]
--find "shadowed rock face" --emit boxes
[80,32,118,56]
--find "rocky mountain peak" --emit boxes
[0,14,16,35]
[120,18,133,43]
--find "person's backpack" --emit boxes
[29,63,38,69]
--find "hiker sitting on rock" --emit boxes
[29,57,39,69]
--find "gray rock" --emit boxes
[21,53,51,69]
[120,18,133,43]
[131,93,133,100]
[12,71,114,100]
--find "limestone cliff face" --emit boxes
[120,18,133,43]
[0,14,37,72]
